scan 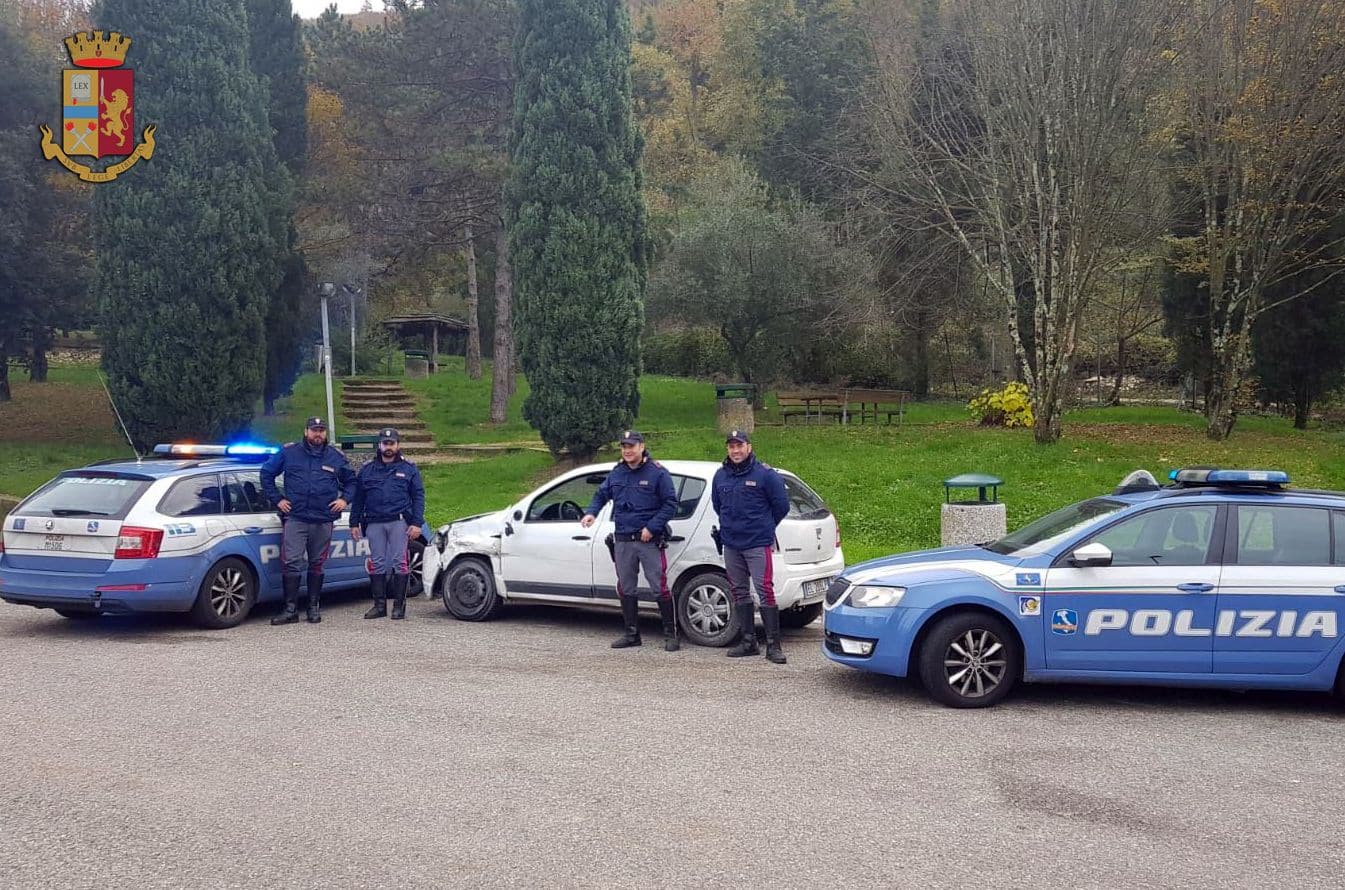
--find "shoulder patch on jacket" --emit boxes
[745,480,758,486]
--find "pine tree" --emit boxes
[507,0,648,457]
[94,0,288,448]
[246,0,309,414]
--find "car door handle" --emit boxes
[1334,585,1345,594]
[1177,582,1214,593]
[243,527,263,534]
[572,535,591,541]
[667,536,685,543]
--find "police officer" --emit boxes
[581,430,680,651]
[713,429,790,664]
[260,416,356,625]
[349,427,426,620]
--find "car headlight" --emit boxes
[848,585,906,608]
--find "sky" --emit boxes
[290,0,385,18]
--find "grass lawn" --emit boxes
[7,360,1345,566]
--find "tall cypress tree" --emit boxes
[95,0,287,448]
[246,0,309,414]
[507,0,647,457]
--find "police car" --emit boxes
[824,467,1345,708]
[423,460,843,646]
[0,444,425,628]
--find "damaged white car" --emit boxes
[422,460,844,647]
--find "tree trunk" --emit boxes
[911,309,930,399]
[1032,367,1067,445]
[0,335,10,402]
[1205,330,1251,439]
[28,327,50,382]
[1293,385,1311,430]
[464,227,482,380]
[1108,335,1127,406]
[264,393,276,416]
[489,224,514,424]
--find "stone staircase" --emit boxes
[341,379,435,451]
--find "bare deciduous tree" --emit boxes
[1167,0,1345,439]
[856,0,1178,443]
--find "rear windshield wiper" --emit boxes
[48,509,114,517]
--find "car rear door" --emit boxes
[1042,504,1222,673]
[221,471,284,596]
[1212,503,1345,675]
[592,473,709,599]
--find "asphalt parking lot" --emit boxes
[2,593,1344,889]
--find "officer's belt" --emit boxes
[610,531,648,543]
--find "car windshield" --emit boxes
[17,472,152,520]
[984,497,1127,556]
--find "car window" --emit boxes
[18,472,151,520]
[159,474,224,518]
[528,473,606,522]
[1236,505,1330,566]
[1089,505,1218,567]
[781,475,830,520]
[672,475,706,520]
[223,471,273,514]
[987,497,1126,556]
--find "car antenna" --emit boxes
[97,371,142,463]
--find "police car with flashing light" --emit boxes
[0,444,425,628]
[824,467,1345,708]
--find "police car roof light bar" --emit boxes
[151,443,279,459]
[1170,467,1290,487]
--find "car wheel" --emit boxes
[54,608,100,620]
[917,612,1021,708]
[444,557,503,621]
[678,572,737,647]
[406,539,426,598]
[190,557,257,629]
[780,603,823,629]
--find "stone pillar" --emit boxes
[716,398,754,436]
[405,357,429,379]
[940,502,1007,547]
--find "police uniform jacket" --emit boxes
[712,453,790,551]
[350,456,426,531]
[260,441,356,524]
[585,454,678,536]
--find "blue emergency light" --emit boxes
[152,443,278,458]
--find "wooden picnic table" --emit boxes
[777,391,844,423]
[842,388,911,426]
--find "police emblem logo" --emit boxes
[1018,595,1041,617]
[1051,608,1078,635]
[38,31,157,183]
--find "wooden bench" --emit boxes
[777,391,844,423]
[843,388,911,426]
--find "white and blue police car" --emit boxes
[824,467,1345,708]
[0,443,422,628]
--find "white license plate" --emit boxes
[803,577,832,598]
[44,534,65,551]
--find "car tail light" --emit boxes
[115,527,163,559]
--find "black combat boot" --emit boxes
[271,574,300,625]
[611,596,642,648]
[727,599,759,657]
[761,605,787,665]
[657,597,680,652]
[306,572,324,623]
[390,573,408,620]
[364,574,387,619]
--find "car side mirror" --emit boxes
[513,509,523,521]
[1070,542,1113,568]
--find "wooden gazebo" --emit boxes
[380,313,468,372]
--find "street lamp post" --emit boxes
[319,282,337,439]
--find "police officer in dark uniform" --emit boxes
[260,416,356,625]
[350,427,426,620]
[581,430,680,650]
[713,429,790,664]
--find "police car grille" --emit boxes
[825,577,851,606]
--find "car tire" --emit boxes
[54,608,100,620]
[917,611,1021,709]
[780,603,823,629]
[190,557,257,630]
[406,539,426,598]
[443,557,503,621]
[677,572,738,647]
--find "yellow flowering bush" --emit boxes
[968,381,1035,428]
